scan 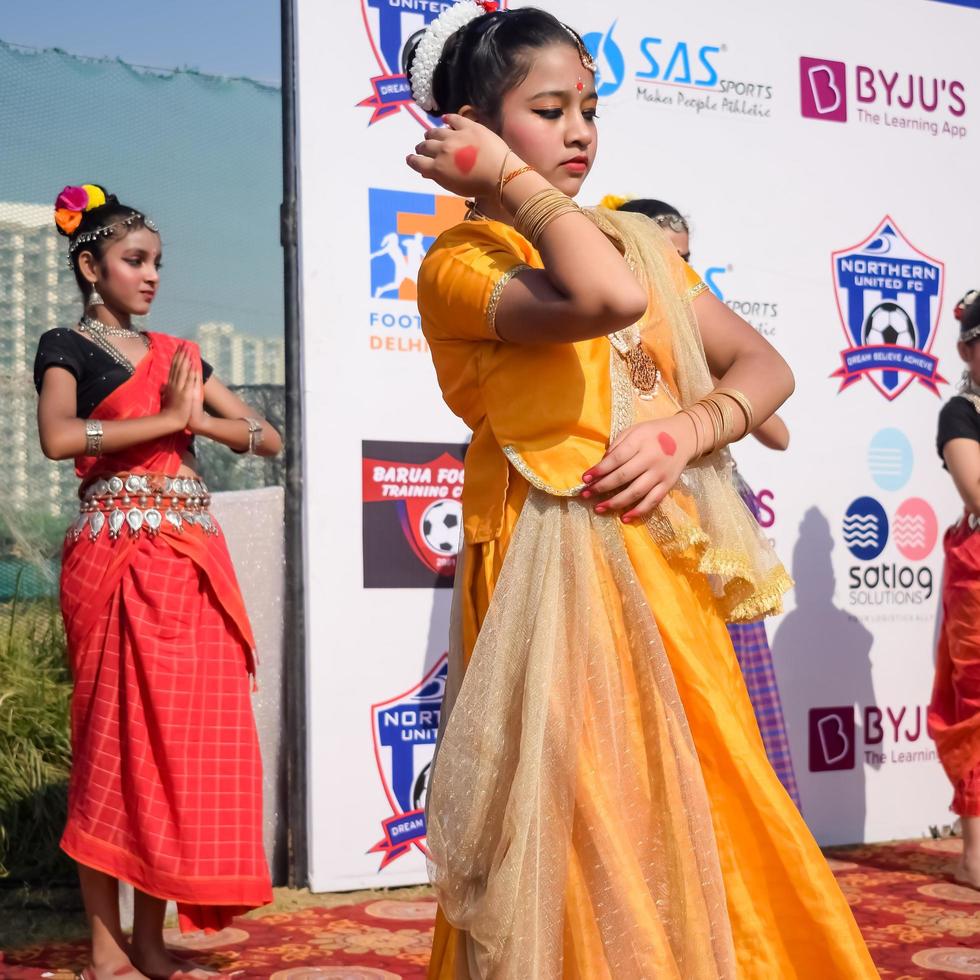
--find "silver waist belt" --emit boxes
[70,473,217,541]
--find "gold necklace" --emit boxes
[77,316,149,374]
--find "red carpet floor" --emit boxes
[3,839,980,978]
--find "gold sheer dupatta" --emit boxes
[427,491,736,979]
[591,205,792,623]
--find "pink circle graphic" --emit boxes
[893,497,938,561]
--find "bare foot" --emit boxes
[952,857,980,889]
[128,949,219,980]
[80,961,151,980]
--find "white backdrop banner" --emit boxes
[296,0,980,890]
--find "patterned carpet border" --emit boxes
[3,840,980,978]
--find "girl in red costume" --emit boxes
[35,183,281,979]
[930,289,980,890]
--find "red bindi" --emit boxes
[453,146,478,174]
[576,81,584,92]
[657,432,677,456]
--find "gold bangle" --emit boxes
[679,408,702,459]
[84,419,104,457]
[513,188,580,247]
[501,165,534,194]
[496,151,512,206]
[714,386,755,434]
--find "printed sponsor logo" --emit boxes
[357,0,510,126]
[705,264,779,338]
[799,55,967,139]
[369,656,447,868]
[842,495,937,609]
[808,704,936,772]
[362,440,465,588]
[800,56,847,122]
[582,22,774,121]
[830,216,946,401]
[367,188,467,354]
[867,428,914,492]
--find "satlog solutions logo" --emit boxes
[842,494,938,612]
[582,21,774,121]
[362,440,465,588]
[809,704,936,772]
[358,0,509,126]
[367,188,467,354]
[830,217,946,401]
[369,656,447,869]
[799,55,967,139]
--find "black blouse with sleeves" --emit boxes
[33,328,213,418]
[937,394,980,465]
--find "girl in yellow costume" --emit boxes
[405,4,877,977]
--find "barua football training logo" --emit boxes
[370,656,447,869]
[831,216,946,400]
[358,0,509,126]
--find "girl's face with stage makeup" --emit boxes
[80,226,162,317]
[494,44,598,198]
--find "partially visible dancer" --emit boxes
[404,3,876,977]
[605,193,802,808]
[35,183,280,980]
[930,288,980,889]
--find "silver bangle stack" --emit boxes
[84,419,104,456]
[241,417,264,455]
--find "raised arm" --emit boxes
[408,115,647,344]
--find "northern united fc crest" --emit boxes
[831,216,946,400]
[369,656,447,869]
[358,0,509,126]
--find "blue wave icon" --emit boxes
[843,496,889,560]
[867,428,913,491]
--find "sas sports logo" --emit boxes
[369,656,447,869]
[582,22,626,96]
[362,440,465,588]
[830,216,946,401]
[369,189,466,301]
[842,495,938,562]
[358,0,509,126]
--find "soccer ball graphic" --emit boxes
[420,499,461,555]
[412,761,431,811]
[862,301,916,348]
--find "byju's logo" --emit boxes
[583,22,625,96]
[843,497,888,560]
[809,704,934,772]
[830,216,946,401]
[800,57,847,122]
[809,707,856,772]
[799,54,967,138]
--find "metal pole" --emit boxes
[279,0,308,889]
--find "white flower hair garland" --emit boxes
[409,1,498,113]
